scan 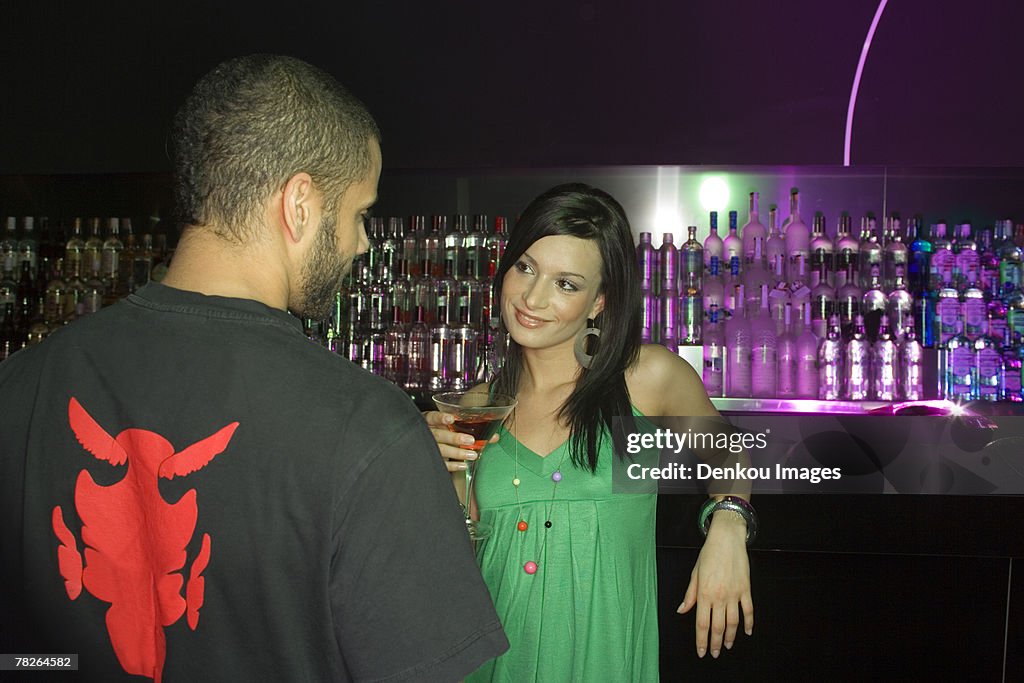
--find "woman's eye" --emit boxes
[557,279,579,292]
[515,261,532,273]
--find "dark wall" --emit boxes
[2,1,1023,173]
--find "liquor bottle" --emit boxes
[974,317,1004,402]
[788,255,811,331]
[750,285,777,398]
[871,314,898,401]
[445,215,466,279]
[886,275,913,342]
[1002,332,1023,402]
[659,283,679,353]
[987,295,1008,349]
[742,237,770,314]
[404,306,430,396]
[996,219,1023,299]
[835,263,861,339]
[858,215,882,290]
[796,303,820,399]
[898,325,925,400]
[100,215,123,296]
[935,286,962,347]
[930,222,954,290]
[131,234,154,293]
[834,213,859,290]
[765,204,787,285]
[768,261,790,336]
[703,256,725,319]
[119,219,139,293]
[810,260,835,338]
[942,320,975,400]
[1008,288,1024,343]
[844,314,871,401]
[906,216,931,295]
[0,264,16,321]
[83,218,104,281]
[63,218,86,281]
[725,286,751,398]
[681,225,703,293]
[883,216,908,292]
[43,267,67,326]
[861,268,887,342]
[659,232,679,294]
[404,215,424,279]
[725,255,742,295]
[952,222,979,292]
[703,211,724,270]
[742,192,766,268]
[0,302,18,361]
[1,217,18,277]
[784,189,810,285]
[776,303,797,399]
[818,314,844,400]
[422,215,445,279]
[809,212,834,289]
[63,258,85,321]
[486,216,508,279]
[680,229,703,345]
[978,225,1000,298]
[961,284,987,342]
[702,305,725,397]
[462,215,488,280]
[428,293,453,392]
[17,217,38,278]
[637,231,657,292]
[641,288,658,344]
[449,292,478,391]
[723,211,742,267]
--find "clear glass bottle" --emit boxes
[742,237,770,314]
[809,212,834,289]
[725,286,751,398]
[974,317,1004,402]
[961,284,987,342]
[997,219,1022,299]
[742,192,766,269]
[1002,332,1023,402]
[882,215,908,293]
[810,261,835,339]
[660,283,679,352]
[0,217,18,278]
[843,314,871,401]
[906,216,931,296]
[765,205,787,285]
[818,314,844,400]
[898,324,924,400]
[682,225,704,293]
[836,263,862,339]
[977,225,1000,299]
[83,217,104,281]
[886,275,913,343]
[953,222,979,293]
[64,217,86,282]
[796,303,820,399]
[17,216,37,278]
[871,314,898,401]
[858,215,882,290]
[930,222,954,290]
[834,212,859,290]
[703,256,725,320]
[723,211,742,269]
[486,216,508,280]
[776,302,797,399]
[784,189,810,285]
[750,285,778,398]
[659,232,679,294]
[935,286,962,347]
[702,304,725,397]
[637,231,658,293]
[703,211,724,270]
[861,267,887,342]
[942,319,975,400]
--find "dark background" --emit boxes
[2,1,1023,174]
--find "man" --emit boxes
[0,55,508,682]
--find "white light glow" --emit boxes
[698,177,730,213]
[653,207,683,239]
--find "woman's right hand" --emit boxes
[423,410,486,473]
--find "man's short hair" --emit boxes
[172,54,380,242]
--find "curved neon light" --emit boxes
[844,0,890,166]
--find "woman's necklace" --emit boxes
[511,408,571,575]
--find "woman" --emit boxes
[426,183,753,681]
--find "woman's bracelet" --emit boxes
[698,496,758,545]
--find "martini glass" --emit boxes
[433,391,517,540]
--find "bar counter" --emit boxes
[655,400,1024,680]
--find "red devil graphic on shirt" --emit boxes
[52,397,239,683]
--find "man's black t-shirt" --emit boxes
[0,283,508,681]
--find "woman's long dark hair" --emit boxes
[492,183,642,472]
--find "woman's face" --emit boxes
[501,234,605,353]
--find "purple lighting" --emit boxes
[844,0,890,166]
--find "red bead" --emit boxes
[523,561,538,574]
[517,520,528,532]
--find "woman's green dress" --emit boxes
[469,413,660,682]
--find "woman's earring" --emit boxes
[574,318,601,369]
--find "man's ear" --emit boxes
[280,172,314,243]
